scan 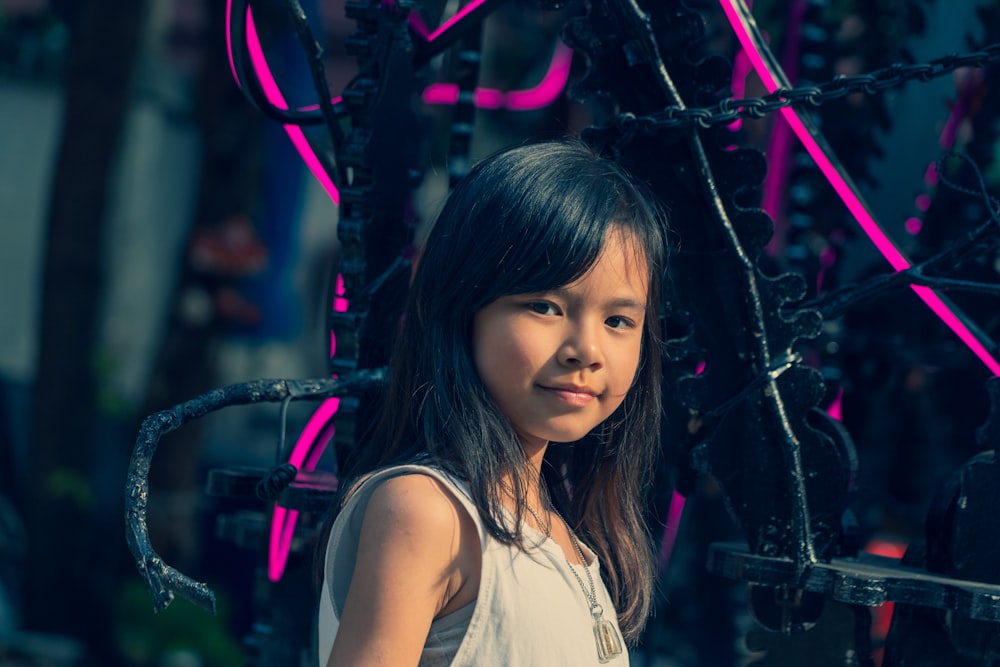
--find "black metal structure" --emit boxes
[125,1,1000,665]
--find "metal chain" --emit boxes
[523,498,603,615]
[620,43,1000,131]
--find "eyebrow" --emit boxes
[605,298,646,311]
[545,288,645,311]
[529,288,646,311]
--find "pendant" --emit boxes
[591,607,623,663]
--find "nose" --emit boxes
[558,321,604,370]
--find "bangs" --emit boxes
[412,140,666,332]
[482,194,664,313]
[485,181,619,300]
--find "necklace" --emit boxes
[523,499,624,663]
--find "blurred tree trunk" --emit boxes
[25,0,146,655]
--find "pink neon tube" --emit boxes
[267,398,340,580]
[657,491,687,573]
[422,41,573,111]
[427,0,490,43]
[225,0,239,86]
[226,0,346,580]
[721,0,1000,376]
[235,3,340,206]
[268,276,349,581]
[760,0,804,238]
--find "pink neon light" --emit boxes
[331,273,348,354]
[761,0,804,241]
[268,396,342,581]
[733,0,754,106]
[225,0,238,86]
[923,162,939,187]
[721,0,1000,376]
[267,274,350,580]
[827,386,843,421]
[408,10,430,39]
[267,411,341,580]
[225,0,341,580]
[244,9,340,206]
[427,0,489,43]
[900,71,976,249]
[334,273,349,312]
[815,245,836,295]
[226,3,348,581]
[422,41,573,111]
[657,491,687,572]
[938,71,979,150]
[305,419,338,470]
[291,399,341,469]
[904,217,923,235]
[225,1,344,112]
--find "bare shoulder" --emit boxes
[326,472,479,665]
[360,471,482,613]
[364,472,470,537]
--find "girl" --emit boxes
[317,140,668,666]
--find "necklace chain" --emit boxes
[524,499,602,615]
[521,489,624,662]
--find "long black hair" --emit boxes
[329,139,668,641]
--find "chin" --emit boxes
[543,430,596,445]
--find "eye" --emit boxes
[527,302,558,316]
[605,315,636,330]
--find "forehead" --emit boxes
[569,226,650,298]
[599,226,650,277]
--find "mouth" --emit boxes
[538,384,599,406]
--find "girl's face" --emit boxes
[472,228,649,453]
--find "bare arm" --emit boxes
[325,474,480,667]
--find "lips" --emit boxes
[539,384,598,406]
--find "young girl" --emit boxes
[317,140,668,666]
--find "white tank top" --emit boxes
[317,464,630,666]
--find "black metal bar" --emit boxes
[124,368,386,612]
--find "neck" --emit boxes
[500,445,550,513]
[519,434,549,476]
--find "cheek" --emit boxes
[479,320,531,363]
[479,334,530,385]
[474,327,514,387]
[611,339,644,393]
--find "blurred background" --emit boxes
[0,0,998,665]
